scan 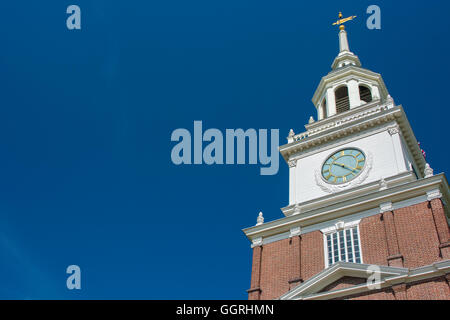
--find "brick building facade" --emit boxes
[243,19,450,300]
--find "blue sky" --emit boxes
[0,1,449,299]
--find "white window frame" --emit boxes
[322,219,363,268]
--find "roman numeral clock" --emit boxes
[321,149,366,184]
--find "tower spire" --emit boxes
[329,12,360,70]
[339,27,350,53]
[332,12,357,53]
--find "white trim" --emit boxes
[380,202,393,213]
[279,260,450,300]
[389,125,407,173]
[289,226,301,238]
[280,261,405,300]
[427,189,442,201]
[284,171,416,217]
[356,224,363,266]
[289,159,297,205]
[321,219,361,234]
[288,118,395,162]
[392,194,428,211]
[251,237,263,248]
[322,233,328,269]
[243,173,450,247]
[258,194,421,248]
[261,232,290,246]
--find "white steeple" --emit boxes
[311,13,389,121]
[331,13,361,70]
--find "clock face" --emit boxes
[321,148,366,184]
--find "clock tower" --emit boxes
[243,15,450,300]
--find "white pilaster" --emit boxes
[318,102,324,120]
[347,79,361,108]
[388,126,408,173]
[326,87,337,116]
[371,85,380,100]
[289,159,297,205]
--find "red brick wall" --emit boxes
[248,200,450,300]
[258,238,290,300]
[300,231,325,281]
[248,246,262,300]
[394,202,441,268]
[430,199,450,245]
[345,276,450,300]
[359,214,389,266]
[405,277,450,300]
[249,231,324,300]
[346,288,395,300]
[288,235,302,290]
[359,202,443,268]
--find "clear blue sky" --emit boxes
[0,0,449,299]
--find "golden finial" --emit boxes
[332,11,357,30]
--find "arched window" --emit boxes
[335,86,350,114]
[321,97,328,119]
[359,85,372,103]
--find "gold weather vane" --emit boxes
[332,12,357,30]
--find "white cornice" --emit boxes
[287,120,395,164]
[395,105,428,175]
[242,173,450,245]
[283,172,415,217]
[281,104,427,177]
[282,102,396,157]
[304,99,387,133]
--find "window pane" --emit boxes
[346,229,353,262]
[332,233,338,263]
[353,227,361,263]
[339,230,345,261]
[327,234,332,266]
[326,226,362,266]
